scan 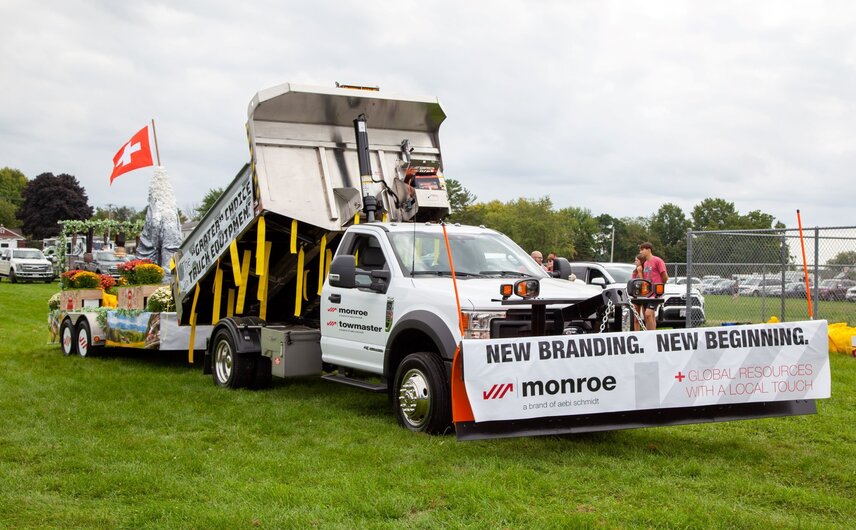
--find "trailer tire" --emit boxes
[212,329,254,389]
[392,352,452,434]
[60,318,77,356]
[76,320,98,358]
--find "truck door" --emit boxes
[320,233,392,373]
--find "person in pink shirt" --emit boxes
[638,242,668,330]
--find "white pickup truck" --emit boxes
[0,247,54,283]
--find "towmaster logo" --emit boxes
[327,320,337,327]
[483,383,514,400]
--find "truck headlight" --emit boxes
[461,311,506,340]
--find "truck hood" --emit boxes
[12,258,51,266]
[410,276,603,311]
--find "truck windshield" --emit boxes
[95,252,122,262]
[12,249,45,260]
[387,229,548,278]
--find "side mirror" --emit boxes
[552,257,574,280]
[369,270,391,293]
[591,277,607,287]
[328,255,356,288]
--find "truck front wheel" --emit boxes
[392,352,452,434]
[212,329,254,389]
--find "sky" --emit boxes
[1,0,854,229]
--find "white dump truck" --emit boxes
[173,83,829,440]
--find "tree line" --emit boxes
[2,167,852,271]
[445,178,786,264]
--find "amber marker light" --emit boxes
[500,284,513,299]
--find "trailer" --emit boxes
[168,82,829,440]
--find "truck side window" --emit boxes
[348,235,387,287]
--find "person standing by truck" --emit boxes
[630,254,647,331]
[638,242,668,330]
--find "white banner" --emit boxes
[176,168,255,296]
[462,320,830,423]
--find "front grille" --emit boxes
[663,296,701,307]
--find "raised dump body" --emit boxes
[174,84,452,325]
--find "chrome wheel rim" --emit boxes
[398,368,430,428]
[214,339,233,384]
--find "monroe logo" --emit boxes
[483,383,514,400]
[328,307,337,312]
[326,320,337,327]
[522,375,617,397]
[339,308,368,316]
[339,321,382,332]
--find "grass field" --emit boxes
[703,294,855,327]
[1,282,855,528]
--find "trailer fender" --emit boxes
[384,310,456,380]
[204,316,265,374]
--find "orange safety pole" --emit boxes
[796,210,813,319]
[442,223,474,424]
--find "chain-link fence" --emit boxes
[668,226,856,327]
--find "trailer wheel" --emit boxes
[212,329,254,389]
[76,320,98,358]
[60,318,77,356]
[392,352,451,434]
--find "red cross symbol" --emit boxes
[674,372,686,382]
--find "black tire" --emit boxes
[9,269,16,283]
[60,318,77,356]
[75,319,99,358]
[212,328,255,389]
[392,352,452,434]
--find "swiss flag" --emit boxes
[110,126,154,184]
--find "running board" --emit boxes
[321,373,388,393]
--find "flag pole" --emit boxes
[151,118,162,166]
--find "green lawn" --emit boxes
[703,294,855,326]
[1,282,855,528]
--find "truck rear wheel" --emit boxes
[60,318,77,356]
[76,320,99,358]
[212,329,254,389]
[392,352,452,434]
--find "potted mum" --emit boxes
[116,259,166,310]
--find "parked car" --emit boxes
[670,276,705,294]
[706,278,738,295]
[738,277,782,297]
[783,282,809,298]
[81,250,127,279]
[0,248,54,283]
[818,279,856,301]
[846,286,856,302]
[568,262,705,328]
